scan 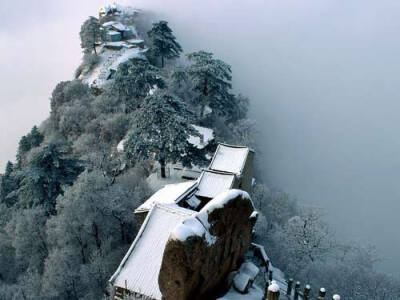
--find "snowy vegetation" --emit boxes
[0,6,399,300]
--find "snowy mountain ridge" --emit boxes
[79,5,148,88]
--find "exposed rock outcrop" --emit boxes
[158,190,256,300]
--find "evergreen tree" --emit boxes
[0,161,17,207]
[187,51,233,118]
[124,93,197,178]
[16,142,83,214]
[43,169,149,299]
[228,94,249,122]
[50,80,93,132]
[7,208,48,274]
[29,126,44,147]
[16,126,44,167]
[147,21,182,68]
[17,136,31,156]
[111,59,166,112]
[80,17,101,55]
[171,66,188,89]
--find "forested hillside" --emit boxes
[0,5,399,300]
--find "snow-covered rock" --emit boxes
[218,284,264,300]
[268,282,280,293]
[239,262,260,281]
[233,272,251,293]
[159,189,256,300]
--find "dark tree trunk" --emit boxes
[79,243,87,264]
[200,103,206,119]
[93,222,102,251]
[120,222,125,242]
[161,55,165,68]
[200,76,209,118]
[93,44,97,55]
[160,160,166,178]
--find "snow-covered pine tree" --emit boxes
[16,142,83,215]
[124,93,197,178]
[79,16,101,55]
[187,51,233,118]
[16,125,44,167]
[171,66,188,89]
[0,161,17,207]
[111,60,166,112]
[147,21,183,68]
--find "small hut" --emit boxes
[105,30,122,42]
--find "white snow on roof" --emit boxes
[126,38,144,44]
[135,181,197,213]
[102,21,116,27]
[188,125,214,149]
[209,144,250,175]
[112,22,130,31]
[107,30,121,36]
[110,204,195,299]
[195,170,235,199]
[100,3,140,16]
[251,243,269,264]
[104,41,125,47]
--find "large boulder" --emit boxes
[159,189,256,300]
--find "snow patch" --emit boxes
[239,262,259,281]
[196,189,252,229]
[218,284,264,300]
[171,189,252,247]
[82,47,145,87]
[117,139,126,152]
[268,282,280,293]
[171,215,217,246]
[233,272,251,293]
[188,125,214,149]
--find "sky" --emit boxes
[1,0,400,275]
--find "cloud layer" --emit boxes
[1,0,400,274]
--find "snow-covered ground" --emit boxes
[81,46,145,87]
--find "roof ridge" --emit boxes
[201,169,237,176]
[155,203,196,216]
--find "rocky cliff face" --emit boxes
[158,190,255,300]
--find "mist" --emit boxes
[0,0,128,172]
[1,0,400,275]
